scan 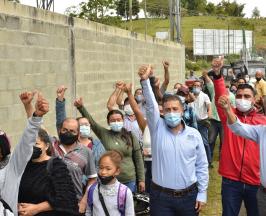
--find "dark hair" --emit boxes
[0,132,11,160]
[162,94,184,109]
[99,150,123,169]
[60,118,80,133]
[106,110,133,147]
[134,88,142,95]
[237,77,246,84]
[38,128,52,156]
[124,97,129,105]
[237,84,255,96]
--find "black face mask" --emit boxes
[256,77,262,82]
[98,174,115,185]
[31,146,42,160]
[59,132,78,146]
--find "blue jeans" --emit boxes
[124,181,136,193]
[197,123,211,164]
[150,185,198,216]
[209,119,223,162]
[221,177,259,216]
[145,161,152,193]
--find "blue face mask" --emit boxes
[79,125,91,138]
[135,95,143,103]
[109,121,124,132]
[164,112,182,128]
[193,87,201,95]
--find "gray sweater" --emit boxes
[0,117,42,216]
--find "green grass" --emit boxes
[123,16,266,51]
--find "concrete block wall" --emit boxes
[0,0,185,146]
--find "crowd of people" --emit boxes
[0,56,266,216]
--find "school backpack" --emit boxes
[88,182,128,216]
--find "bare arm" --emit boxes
[107,88,121,111]
[116,89,124,107]
[154,77,163,101]
[160,61,170,94]
[123,83,147,133]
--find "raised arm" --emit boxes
[107,81,124,111]
[2,93,49,213]
[160,61,170,95]
[116,82,125,107]
[218,95,260,143]
[123,83,147,133]
[55,85,67,133]
[19,91,35,118]
[139,65,160,133]
[74,97,108,140]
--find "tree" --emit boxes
[187,0,207,14]
[216,0,245,17]
[142,0,169,18]
[116,0,140,20]
[65,0,121,26]
[205,2,216,15]
[252,7,260,19]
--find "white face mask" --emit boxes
[124,104,134,116]
[236,99,252,113]
[79,125,91,138]
[178,96,186,104]
[173,89,178,95]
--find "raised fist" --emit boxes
[56,85,67,102]
[34,92,49,117]
[74,97,84,108]
[116,81,125,90]
[123,83,132,94]
[19,91,36,105]
[218,95,230,110]
[138,64,152,80]
[211,56,224,75]
[162,61,170,70]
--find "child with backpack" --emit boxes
[86,150,134,216]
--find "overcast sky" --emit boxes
[20,0,266,18]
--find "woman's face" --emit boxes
[35,137,48,157]
[78,117,90,127]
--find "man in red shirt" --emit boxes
[210,57,266,216]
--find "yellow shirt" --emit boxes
[255,79,266,98]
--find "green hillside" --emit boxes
[124,16,266,51]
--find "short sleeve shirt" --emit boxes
[52,141,97,200]
[189,91,211,121]
[255,79,266,98]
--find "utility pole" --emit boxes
[144,0,147,40]
[169,0,181,43]
[129,0,133,32]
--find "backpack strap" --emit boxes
[88,182,98,213]
[117,183,128,216]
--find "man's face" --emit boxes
[237,79,245,85]
[255,71,263,79]
[108,114,123,124]
[193,81,201,88]
[134,89,142,97]
[163,100,183,115]
[60,119,79,136]
[235,88,255,104]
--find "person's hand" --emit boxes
[116,81,125,90]
[123,83,132,94]
[154,77,160,89]
[74,97,84,108]
[211,56,224,75]
[18,203,40,216]
[34,93,49,117]
[19,91,36,106]
[162,60,170,70]
[78,201,87,214]
[195,201,205,213]
[202,70,208,78]
[143,148,149,157]
[218,95,231,110]
[56,85,67,102]
[138,181,145,193]
[138,64,152,80]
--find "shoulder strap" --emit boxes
[88,182,97,213]
[98,184,110,216]
[117,183,128,216]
